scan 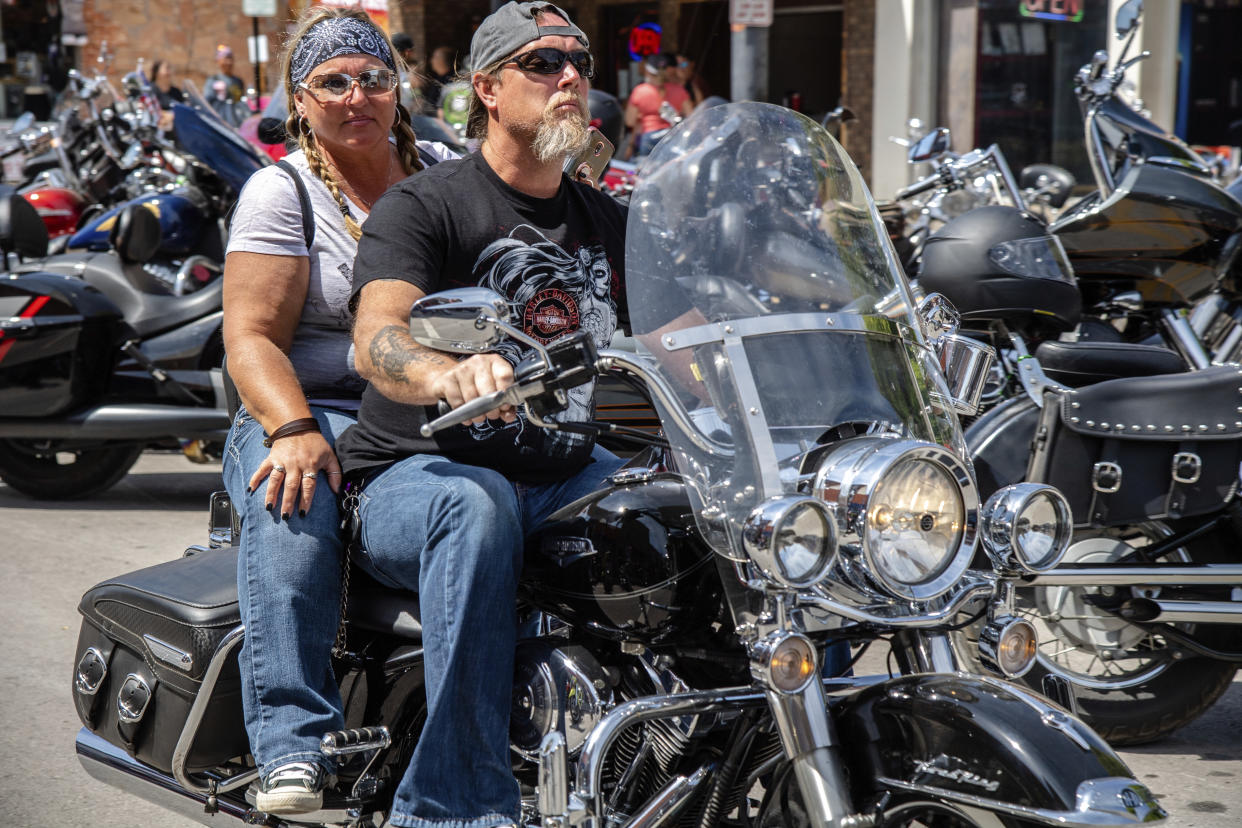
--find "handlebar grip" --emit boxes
[896,175,941,201]
[1087,49,1109,81]
[320,726,392,756]
[420,388,511,438]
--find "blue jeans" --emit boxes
[222,405,356,779]
[355,445,624,828]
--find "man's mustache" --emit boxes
[545,92,588,118]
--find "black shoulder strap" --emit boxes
[275,159,316,249]
[417,145,441,169]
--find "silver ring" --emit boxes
[272,465,286,474]
[303,471,317,479]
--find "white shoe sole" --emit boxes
[254,789,324,815]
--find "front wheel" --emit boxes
[0,439,143,499]
[757,763,1025,828]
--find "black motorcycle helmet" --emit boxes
[919,206,1081,335]
[587,88,623,151]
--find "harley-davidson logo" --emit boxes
[542,537,596,567]
[523,289,580,343]
[913,755,1000,793]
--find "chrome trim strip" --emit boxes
[170,625,257,795]
[658,313,914,352]
[875,776,1166,826]
[1023,564,1242,587]
[143,634,193,672]
[722,336,782,497]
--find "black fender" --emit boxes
[964,394,1039,501]
[833,673,1165,822]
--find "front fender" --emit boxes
[834,673,1166,825]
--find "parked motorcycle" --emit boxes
[0,94,267,499]
[72,102,1164,828]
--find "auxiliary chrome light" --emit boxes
[742,496,839,589]
[978,615,1038,678]
[980,483,1072,574]
[814,438,978,601]
[751,632,818,693]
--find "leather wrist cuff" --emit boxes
[262,417,322,448]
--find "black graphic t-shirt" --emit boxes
[336,151,628,484]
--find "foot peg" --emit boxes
[320,726,391,757]
[321,727,391,802]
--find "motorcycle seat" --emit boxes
[348,568,423,642]
[1034,340,1186,387]
[125,277,224,339]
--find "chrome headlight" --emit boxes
[742,496,838,589]
[980,483,1072,574]
[815,438,978,600]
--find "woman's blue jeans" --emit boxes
[354,445,623,828]
[222,405,356,779]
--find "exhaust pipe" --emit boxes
[0,404,230,441]
[1119,598,1242,625]
[75,728,248,827]
[1023,563,1242,587]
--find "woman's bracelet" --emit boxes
[262,417,322,448]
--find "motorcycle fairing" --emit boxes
[624,102,967,562]
[833,673,1166,824]
[170,99,269,195]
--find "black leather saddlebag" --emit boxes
[1028,366,1242,527]
[0,271,122,417]
[72,547,248,773]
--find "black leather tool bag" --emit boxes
[72,547,247,773]
[1028,366,1242,528]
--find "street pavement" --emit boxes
[0,451,1239,827]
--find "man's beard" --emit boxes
[531,92,590,163]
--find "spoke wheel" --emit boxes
[1013,522,1237,745]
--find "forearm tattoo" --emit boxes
[369,324,449,383]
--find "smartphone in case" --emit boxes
[564,127,615,184]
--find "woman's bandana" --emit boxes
[290,17,396,89]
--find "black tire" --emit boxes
[0,439,143,499]
[1011,522,1238,746]
[757,763,1024,828]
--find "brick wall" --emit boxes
[841,0,874,184]
[81,0,294,98]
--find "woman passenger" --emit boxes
[220,7,452,815]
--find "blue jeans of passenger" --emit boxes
[354,445,624,828]
[222,405,356,779]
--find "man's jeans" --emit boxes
[354,445,624,828]
[222,405,355,779]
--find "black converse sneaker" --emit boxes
[255,761,325,814]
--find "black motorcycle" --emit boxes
[0,94,267,499]
[72,103,1164,828]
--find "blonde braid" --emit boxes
[296,121,364,241]
[393,103,424,176]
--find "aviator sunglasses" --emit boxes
[503,48,595,80]
[299,68,399,101]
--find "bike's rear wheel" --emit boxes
[1012,522,1237,745]
[0,439,143,499]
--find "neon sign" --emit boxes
[628,23,662,61]
[1020,0,1083,22]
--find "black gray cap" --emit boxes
[468,1,589,72]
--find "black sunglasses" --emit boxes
[503,48,595,80]
[300,68,399,100]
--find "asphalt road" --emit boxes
[1,452,1239,827]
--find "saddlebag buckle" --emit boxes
[1091,461,1122,494]
[1172,452,1202,485]
[75,647,108,696]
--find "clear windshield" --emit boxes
[625,102,967,560]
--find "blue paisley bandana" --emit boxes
[290,17,396,88]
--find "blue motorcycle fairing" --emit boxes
[67,190,209,256]
[170,103,268,195]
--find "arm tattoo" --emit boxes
[369,324,450,383]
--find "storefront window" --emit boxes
[975,0,1107,182]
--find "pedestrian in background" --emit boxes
[623,52,691,159]
[206,44,246,127]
